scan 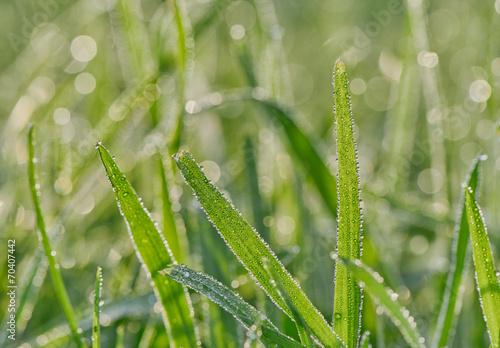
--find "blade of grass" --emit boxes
[257,99,338,218]
[158,154,186,262]
[27,124,84,348]
[169,0,193,154]
[431,154,482,348]
[116,324,125,348]
[332,59,363,348]
[173,151,342,347]
[338,257,425,348]
[178,91,338,218]
[161,264,306,348]
[264,259,315,347]
[465,188,500,348]
[93,266,102,348]
[96,143,199,348]
[0,245,47,346]
[360,331,371,348]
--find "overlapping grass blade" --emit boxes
[92,266,102,348]
[173,151,342,347]
[161,264,306,348]
[339,257,424,348]
[464,188,500,348]
[96,143,199,348]
[432,155,482,348]
[332,59,363,348]
[27,124,84,348]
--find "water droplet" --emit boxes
[183,272,190,278]
[122,191,129,197]
[334,313,342,320]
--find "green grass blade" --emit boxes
[465,188,500,348]
[158,154,186,262]
[27,124,84,348]
[161,264,306,348]
[92,266,102,348]
[332,59,363,348]
[169,0,193,153]
[173,151,342,347]
[432,155,482,348]
[360,331,371,348]
[96,143,199,348]
[338,257,425,348]
[257,99,338,218]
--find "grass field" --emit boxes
[1,0,500,347]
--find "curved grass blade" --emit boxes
[161,264,306,348]
[27,124,84,348]
[432,154,482,348]
[92,266,102,348]
[173,151,342,347]
[332,59,363,348]
[465,188,500,348]
[338,257,425,348]
[96,143,199,348]
[257,99,338,218]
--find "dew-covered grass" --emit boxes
[2,0,500,347]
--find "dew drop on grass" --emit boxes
[183,272,190,278]
[334,312,342,320]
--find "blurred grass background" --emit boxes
[1,0,499,346]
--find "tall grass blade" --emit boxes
[432,155,482,348]
[161,264,306,348]
[27,124,84,348]
[338,257,425,348]
[96,143,199,348]
[464,188,500,348]
[332,59,363,348]
[92,266,102,348]
[170,0,193,153]
[174,151,342,347]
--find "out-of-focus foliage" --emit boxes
[1,0,500,347]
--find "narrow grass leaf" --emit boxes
[257,99,338,218]
[169,0,193,153]
[432,155,482,348]
[27,124,84,348]
[92,266,102,348]
[96,143,199,348]
[332,59,363,348]
[161,264,306,348]
[174,151,342,347]
[158,154,185,262]
[264,259,315,347]
[360,331,371,348]
[339,257,424,348]
[465,188,500,348]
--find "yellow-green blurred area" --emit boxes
[1,0,500,346]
